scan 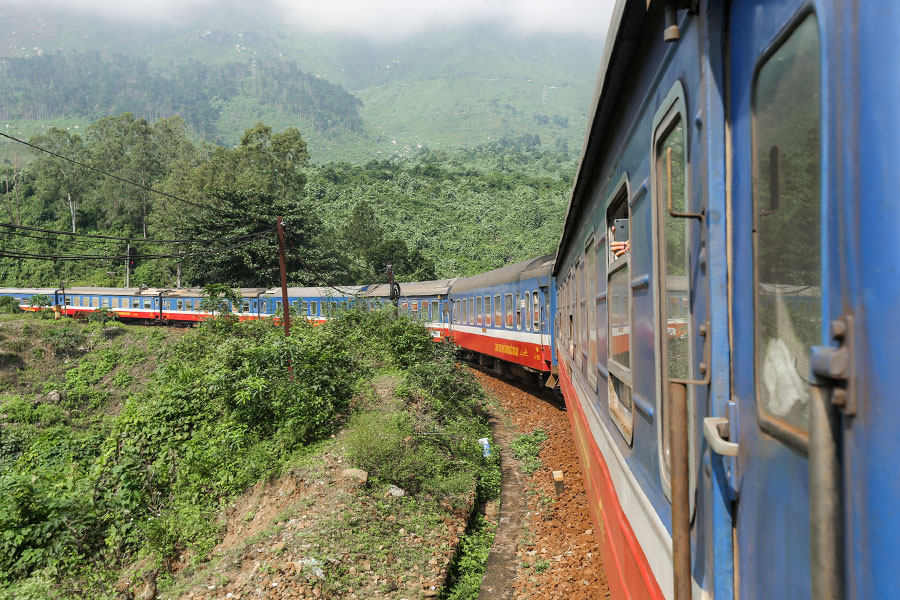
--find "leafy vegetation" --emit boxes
[0,117,573,288]
[0,307,499,598]
[511,429,549,475]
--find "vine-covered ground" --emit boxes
[0,309,500,599]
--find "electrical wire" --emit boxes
[0,235,265,261]
[0,222,276,244]
[0,131,222,216]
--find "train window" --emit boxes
[504,294,513,328]
[607,186,633,441]
[515,292,522,330]
[175,299,183,310]
[143,299,151,309]
[753,14,821,436]
[468,298,474,325]
[476,297,483,325]
[310,301,318,316]
[484,297,491,326]
[431,301,438,321]
[586,240,598,389]
[91,297,99,307]
[524,291,531,331]
[654,96,692,465]
[74,297,82,307]
[412,301,419,312]
[532,291,540,332]
[574,262,583,367]
[494,295,501,327]
[276,301,283,314]
[331,301,339,314]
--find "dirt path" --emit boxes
[473,370,610,600]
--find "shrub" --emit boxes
[27,295,51,309]
[0,296,21,314]
[42,327,86,359]
[85,307,117,325]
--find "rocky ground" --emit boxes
[472,371,610,600]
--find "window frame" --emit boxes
[584,235,598,391]
[650,79,698,504]
[515,292,522,330]
[749,9,821,453]
[603,177,635,444]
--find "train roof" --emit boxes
[555,0,646,274]
[0,287,57,294]
[450,254,555,293]
[360,279,456,298]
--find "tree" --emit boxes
[176,189,335,288]
[28,128,91,232]
[85,113,165,238]
[199,284,243,316]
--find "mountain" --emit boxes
[0,3,603,163]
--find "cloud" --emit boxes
[7,0,613,39]
[273,0,614,39]
[3,0,218,23]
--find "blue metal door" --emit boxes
[728,2,825,598]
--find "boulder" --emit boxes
[45,390,66,404]
[341,468,368,485]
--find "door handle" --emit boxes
[703,417,739,456]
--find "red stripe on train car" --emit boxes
[450,328,550,372]
[558,358,665,600]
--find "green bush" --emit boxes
[42,327,85,358]
[0,398,63,426]
[0,296,21,314]
[26,295,51,309]
[85,307,117,325]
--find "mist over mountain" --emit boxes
[0,2,604,162]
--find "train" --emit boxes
[2,0,898,599]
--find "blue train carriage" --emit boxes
[555,1,899,599]
[271,286,366,324]
[360,279,456,339]
[446,254,556,384]
[0,287,57,311]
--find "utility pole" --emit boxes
[387,262,398,317]
[276,217,293,380]
[125,243,130,288]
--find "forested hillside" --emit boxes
[0,53,364,141]
[0,5,601,163]
[0,117,573,288]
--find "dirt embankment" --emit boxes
[472,371,610,600]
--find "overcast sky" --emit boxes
[9,0,615,39]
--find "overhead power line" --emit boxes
[0,222,276,244]
[0,235,265,262]
[0,131,219,215]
